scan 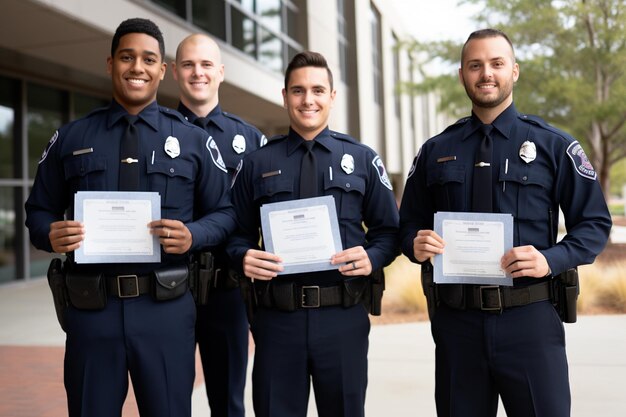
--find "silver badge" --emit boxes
[164,136,180,159]
[341,154,355,174]
[232,134,246,154]
[519,141,536,163]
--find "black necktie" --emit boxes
[119,114,139,191]
[299,141,318,199]
[472,124,493,212]
[194,117,208,129]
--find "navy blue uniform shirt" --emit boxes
[399,103,612,283]
[177,103,266,179]
[25,100,236,274]
[227,127,399,285]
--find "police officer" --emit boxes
[25,19,235,417]
[399,29,612,417]
[171,33,266,417]
[227,51,399,417]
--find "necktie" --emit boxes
[299,141,318,199]
[119,114,139,191]
[472,124,493,212]
[194,117,208,129]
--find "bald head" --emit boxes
[172,33,225,116]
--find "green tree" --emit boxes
[400,0,626,195]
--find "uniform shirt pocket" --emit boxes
[426,164,466,211]
[253,176,293,203]
[63,155,107,191]
[324,174,366,220]
[498,162,552,220]
[147,157,195,208]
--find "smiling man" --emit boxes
[25,19,236,417]
[171,33,266,417]
[227,51,399,417]
[399,28,612,417]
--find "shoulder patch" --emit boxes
[566,141,596,180]
[372,156,393,190]
[39,130,59,164]
[260,135,268,147]
[206,136,228,173]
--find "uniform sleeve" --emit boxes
[541,141,612,274]
[24,129,71,252]
[361,151,400,270]
[225,158,260,272]
[398,148,434,264]
[185,134,237,251]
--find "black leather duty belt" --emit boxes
[213,268,239,290]
[106,274,152,298]
[257,283,346,310]
[465,282,551,313]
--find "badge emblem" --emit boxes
[164,136,180,159]
[566,141,597,180]
[206,136,228,173]
[341,154,355,174]
[372,156,393,190]
[519,141,536,163]
[232,134,246,154]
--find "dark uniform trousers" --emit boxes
[64,292,196,417]
[251,304,370,417]
[431,301,570,417]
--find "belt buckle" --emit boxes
[301,286,320,308]
[479,285,502,313]
[117,275,140,298]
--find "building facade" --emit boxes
[0,0,448,282]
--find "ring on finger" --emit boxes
[167,229,171,238]
[352,261,357,270]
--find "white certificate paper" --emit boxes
[260,196,343,275]
[74,191,161,264]
[434,211,513,286]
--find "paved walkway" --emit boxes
[1,278,625,416]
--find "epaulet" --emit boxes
[440,117,470,134]
[223,111,252,126]
[266,134,288,145]
[518,113,547,127]
[329,131,359,144]
[159,106,190,124]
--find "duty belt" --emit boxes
[106,274,152,298]
[213,268,239,290]
[464,281,551,313]
[256,280,364,310]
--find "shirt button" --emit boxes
[522,175,528,181]
[346,183,351,188]
[170,168,175,174]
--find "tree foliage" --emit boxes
[400,0,626,194]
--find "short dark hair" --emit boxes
[461,28,515,65]
[111,18,165,60]
[284,51,334,90]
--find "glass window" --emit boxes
[0,77,16,179]
[259,29,284,73]
[231,6,258,58]
[0,187,16,283]
[233,0,255,13]
[153,0,186,18]
[193,0,227,41]
[27,83,65,180]
[73,93,108,120]
[286,4,298,39]
[258,0,282,33]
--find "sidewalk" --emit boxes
[1,278,625,416]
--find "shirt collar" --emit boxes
[107,99,160,131]
[286,127,333,156]
[461,102,518,141]
[177,102,226,132]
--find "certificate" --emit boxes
[74,191,161,264]
[260,196,343,275]
[433,211,513,286]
